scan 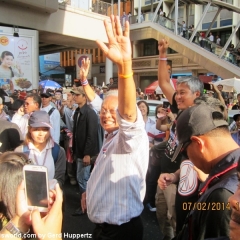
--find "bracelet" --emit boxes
[81,79,88,86]
[159,57,167,60]
[170,173,176,182]
[5,220,30,237]
[118,72,133,79]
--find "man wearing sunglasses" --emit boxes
[170,103,239,240]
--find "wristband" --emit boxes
[81,79,88,86]
[118,72,133,79]
[5,221,30,238]
[159,57,167,60]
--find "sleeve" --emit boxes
[89,95,103,113]
[54,146,66,188]
[50,109,61,144]
[117,107,149,152]
[203,189,232,238]
[229,121,237,132]
[84,110,99,157]
[147,124,155,143]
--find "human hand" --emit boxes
[158,173,175,190]
[96,15,132,67]
[83,155,90,166]
[15,181,32,229]
[158,39,169,56]
[31,183,63,240]
[79,58,90,81]
[209,82,218,93]
[15,62,22,73]
[81,192,87,213]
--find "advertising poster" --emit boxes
[76,54,92,80]
[0,34,33,93]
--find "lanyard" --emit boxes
[32,148,49,166]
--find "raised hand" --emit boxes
[79,58,90,81]
[96,15,132,66]
[158,39,169,56]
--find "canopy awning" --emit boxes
[145,79,177,94]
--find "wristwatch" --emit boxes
[5,221,29,237]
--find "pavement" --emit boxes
[62,180,163,240]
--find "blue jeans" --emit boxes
[76,158,91,193]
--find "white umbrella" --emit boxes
[213,78,240,92]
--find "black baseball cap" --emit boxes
[172,104,228,162]
[41,92,53,98]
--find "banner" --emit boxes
[0,34,33,93]
[76,54,92,80]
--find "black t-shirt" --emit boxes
[161,93,182,173]
[231,103,240,110]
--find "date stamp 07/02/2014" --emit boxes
[182,202,239,211]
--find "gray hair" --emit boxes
[177,76,204,95]
[105,90,118,98]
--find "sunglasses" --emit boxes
[180,140,192,159]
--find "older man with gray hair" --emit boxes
[79,16,149,240]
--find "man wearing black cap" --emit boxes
[173,103,239,240]
[41,92,61,144]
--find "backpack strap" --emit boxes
[23,143,60,164]
[22,145,30,156]
[52,142,60,164]
[48,107,55,116]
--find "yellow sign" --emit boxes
[0,36,9,46]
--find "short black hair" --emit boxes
[26,93,41,108]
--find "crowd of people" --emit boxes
[0,15,240,240]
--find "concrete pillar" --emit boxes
[232,0,240,47]
[194,4,202,31]
[93,77,97,85]
[105,57,113,85]
[192,70,198,77]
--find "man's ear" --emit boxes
[195,91,201,98]
[191,136,205,153]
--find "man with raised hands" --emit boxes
[80,16,149,240]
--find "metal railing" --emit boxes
[130,12,240,69]
[91,0,112,16]
[58,0,112,16]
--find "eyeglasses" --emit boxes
[180,140,191,157]
[100,108,116,115]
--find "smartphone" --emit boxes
[23,165,49,212]
[163,101,170,109]
[204,83,213,91]
[62,93,67,101]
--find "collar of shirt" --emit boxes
[105,129,119,139]
[28,138,54,151]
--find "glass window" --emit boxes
[143,39,158,56]
[203,5,218,12]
